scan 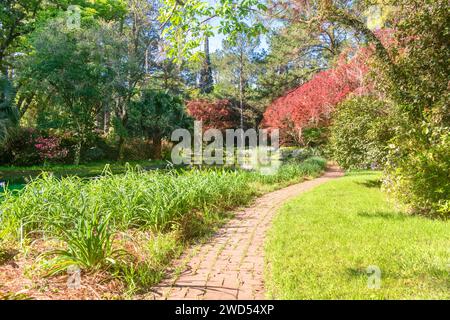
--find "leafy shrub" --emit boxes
[301,127,329,147]
[80,133,117,162]
[251,156,326,185]
[128,90,193,160]
[328,96,398,169]
[121,138,153,161]
[1,129,72,165]
[0,75,18,146]
[186,99,240,131]
[367,1,449,217]
[1,128,41,165]
[34,136,69,163]
[58,132,117,164]
[383,114,450,218]
[0,167,253,240]
[82,147,105,162]
[281,147,324,161]
[114,232,182,294]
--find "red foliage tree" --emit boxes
[186,99,240,131]
[262,46,374,143]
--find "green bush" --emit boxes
[0,128,41,165]
[301,127,329,148]
[367,1,449,218]
[121,138,153,161]
[252,156,326,185]
[280,146,324,161]
[328,96,398,169]
[383,116,450,218]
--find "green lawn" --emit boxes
[265,171,450,299]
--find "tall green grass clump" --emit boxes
[0,157,326,281]
[0,165,254,243]
[251,156,326,185]
[42,210,127,275]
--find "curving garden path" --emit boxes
[147,166,344,300]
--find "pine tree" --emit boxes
[199,36,214,94]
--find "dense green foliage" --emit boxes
[0,0,127,73]
[328,96,397,169]
[265,172,450,299]
[376,1,450,217]
[1,1,448,217]
[0,158,326,240]
[384,117,450,217]
[0,159,163,186]
[43,212,126,275]
[129,90,193,159]
[158,0,266,62]
[18,18,123,164]
[0,75,17,143]
[0,0,448,300]
[0,167,251,238]
[1,0,170,165]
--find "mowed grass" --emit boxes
[265,171,450,299]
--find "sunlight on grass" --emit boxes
[265,172,450,299]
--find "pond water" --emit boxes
[0,183,25,194]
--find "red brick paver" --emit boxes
[146,166,343,300]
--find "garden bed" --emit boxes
[0,157,326,299]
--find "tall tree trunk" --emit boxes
[200,35,214,94]
[116,99,128,162]
[152,132,162,160]
[103,103,110,133]
[73,126,85,165]
[74,140,82,165]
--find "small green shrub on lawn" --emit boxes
[328,96,398,169]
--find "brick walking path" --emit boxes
[147,167,343,300]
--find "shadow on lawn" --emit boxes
[344,170,380,177]
[345,262,449,280]
[357,211,407,221]
[345,267,367,278]
[356,179,382,189]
